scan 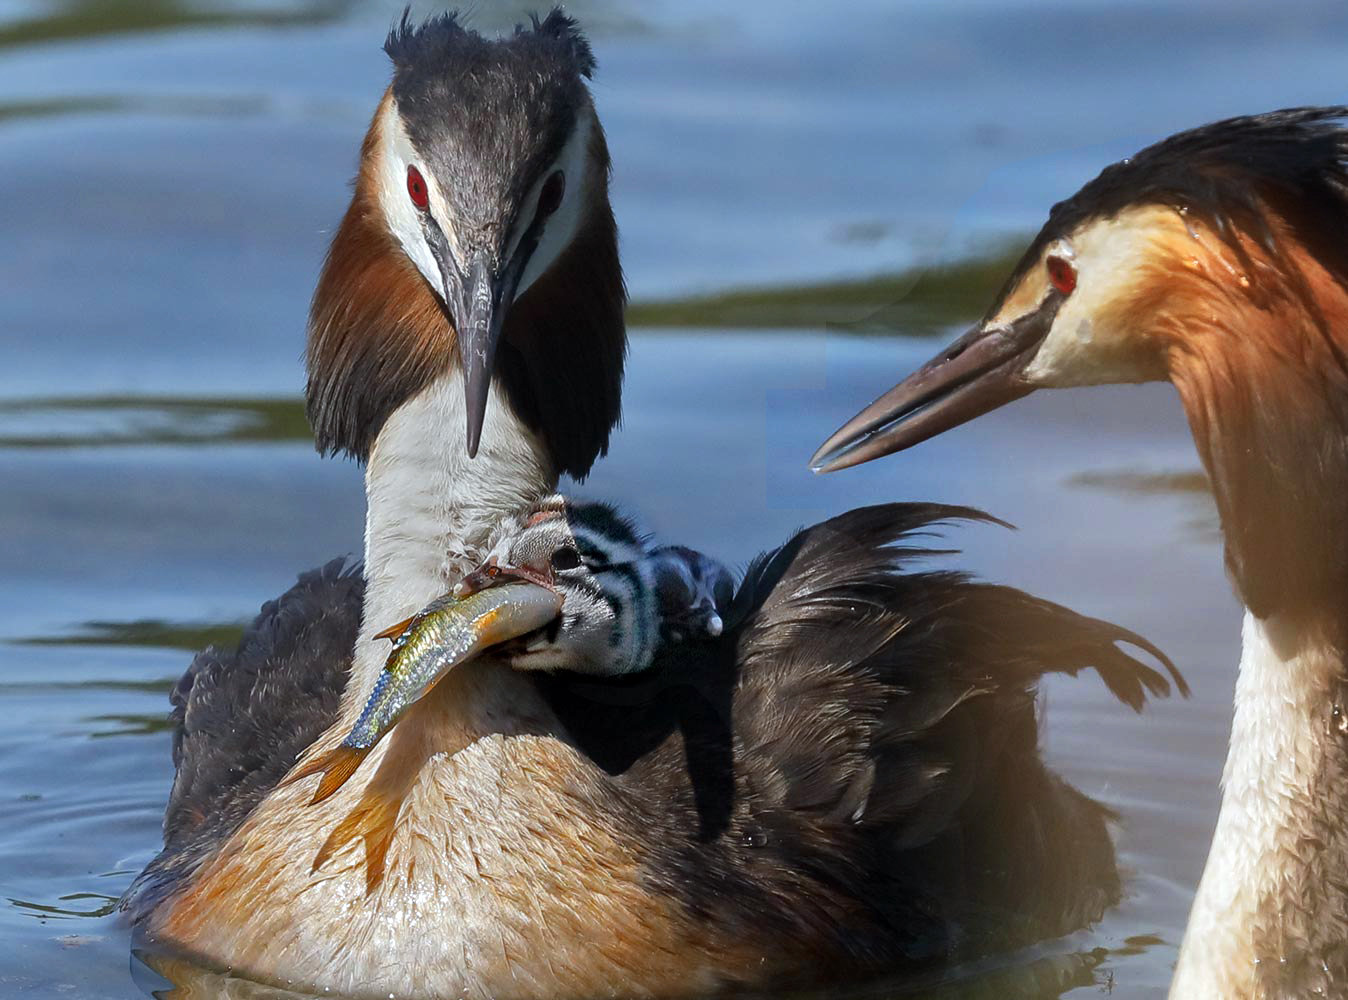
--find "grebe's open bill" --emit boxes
[810,300,1060,473]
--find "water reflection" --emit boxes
[0,95,275,126]
[16,619,246,652]
[1068,468,1219,541]
[0,398,306,448]
[10,891,121,919]
[627,240,1027,333]
[0,0,353,49]
[131,944,1115,1000]
[128,932,1174,999]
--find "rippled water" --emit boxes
[4,1,1348,997]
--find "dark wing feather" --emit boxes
[542,503,1182,980]
[122,557,363,919]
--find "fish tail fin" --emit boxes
[285,745,368,805]
[372,615,416,641]
[312,791,402,895]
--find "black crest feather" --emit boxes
[384,6,595,78]
[523,9,596,78]
[998,106,1348,310]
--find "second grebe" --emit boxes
[815,106,1348,999]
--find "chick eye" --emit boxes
[1046,254,1077,296]
[550,546,582,572]
[537,170,565,218]
[407,165,429,211]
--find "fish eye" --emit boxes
[537,170,565,218]
[550,545,582,572]
[1046,253,1077,296]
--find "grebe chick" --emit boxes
[454,494,734,673]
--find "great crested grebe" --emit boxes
[124,10,1184,998]
[814,106,1348,999]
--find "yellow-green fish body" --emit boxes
[289,582,561,803]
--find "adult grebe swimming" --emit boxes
[815,106,1348,999]
[125,11,1182,998]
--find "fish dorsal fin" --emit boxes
[372,616,416,642]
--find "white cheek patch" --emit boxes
[510,107,595,299]
[1020,216,1159,387]
[376,100,458,294]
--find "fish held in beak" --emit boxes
[285,581,562,804]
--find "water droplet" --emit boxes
[741,829,769,848]
[1238,273,1251,288]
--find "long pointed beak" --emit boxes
[810,298,1060,473]
[447,253,524,458]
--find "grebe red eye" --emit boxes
[537,170,565,218]
[1047,254,1077,296]
[407,165,429,211]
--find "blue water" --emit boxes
[3,1,1346,996]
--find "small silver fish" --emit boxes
[288,581,561,804]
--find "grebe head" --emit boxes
[455,496,663,676]
[308,8,625,476]
[813,106,1348,617]
[813,106,1348,471]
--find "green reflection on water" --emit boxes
[626,240,1028,332]
[1068,470,1210,496]
[16,619,246,653]
[1068,468,1218,541]
[0,396,309,448]
[0,0,354,50]
[8,892,120,919]
[84,712,175,739]
[0,94,276,126]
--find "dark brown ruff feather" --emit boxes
[495,121,626,480]
[306,91,455,462]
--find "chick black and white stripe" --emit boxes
[474,495,730,676]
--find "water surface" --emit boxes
[4,1,1347,997]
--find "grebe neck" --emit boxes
[346,372,555,725]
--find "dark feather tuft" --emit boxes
[384,6,597,81]
[998,106,1348,313]
[539,502,1181,971]
[121,558,365,920]
[524,9,596,78]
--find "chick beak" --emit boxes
[454,557,554,599]
[810,296,1061,473]
[446,252,525,459]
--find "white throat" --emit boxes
[345,372,555,721]
[1172,611,1348,998]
